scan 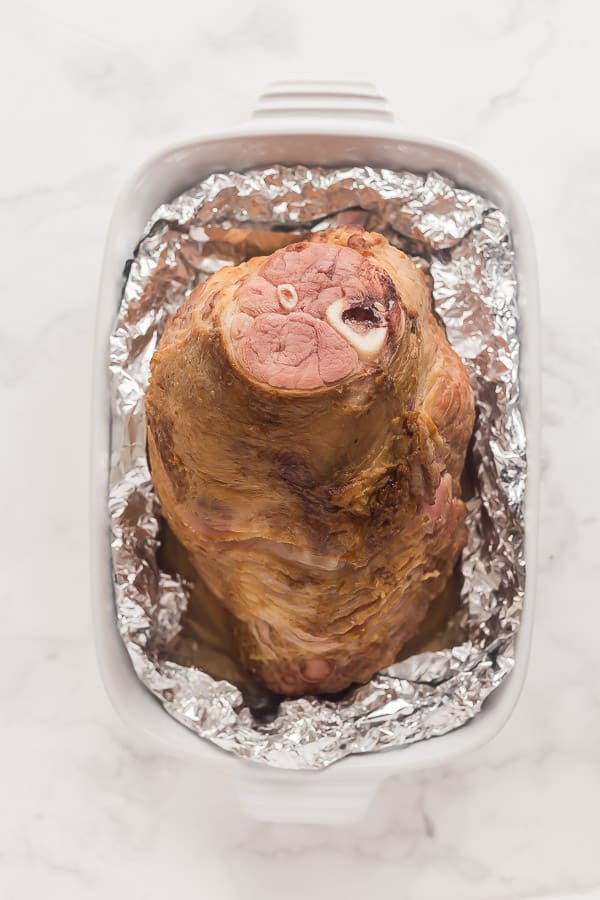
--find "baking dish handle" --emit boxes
[250,79,394,124]
[236,764,382,825]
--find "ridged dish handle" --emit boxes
[251,79,394,123]
[236,764,381,825]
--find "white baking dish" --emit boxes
[92,80,540,825]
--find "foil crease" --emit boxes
[109,165,525,769]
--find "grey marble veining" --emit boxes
[2,0,599,897]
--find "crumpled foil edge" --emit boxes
[108,166,525,770]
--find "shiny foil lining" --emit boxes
[109,166,525,769]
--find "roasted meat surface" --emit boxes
[146,227,475,695]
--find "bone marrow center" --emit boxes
[326,299,388,360]
[277,283,299,310]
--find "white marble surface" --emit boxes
[2,0,600,896]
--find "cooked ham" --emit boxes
[226,241,402,390]
[146,226,475,696]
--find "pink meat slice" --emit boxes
[229,242,396,389]
[232,312,357,390]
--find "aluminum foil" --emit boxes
[109,165,525,769]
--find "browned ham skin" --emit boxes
[146,227,475,696]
